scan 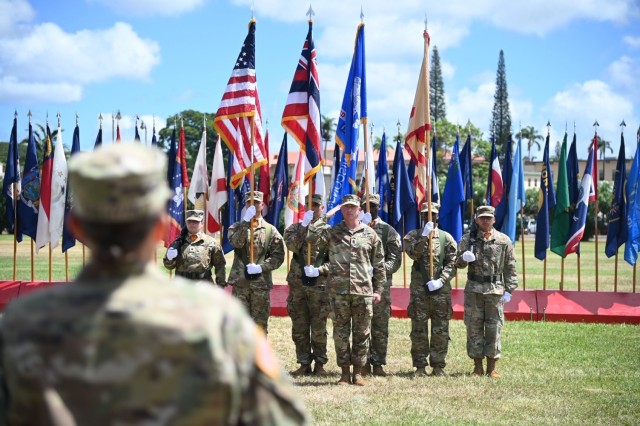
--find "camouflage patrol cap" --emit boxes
[477,205,495,218]
[360,194,380,206]
[244,191,264,203]
[341,194,361,206]
[420,202,439,214]
[311,194,324,205]
[68,144,171,223]
[185,210,204,222]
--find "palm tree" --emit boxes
[518,125,543,162]
[321,115,336,161]
[597,136,614,181]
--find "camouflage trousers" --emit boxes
[368,283,391,366]
[464,291,504,359]
[287,285,331,365]
[407,292,452,368]
[232,286,271,333]
[332,294,373,367]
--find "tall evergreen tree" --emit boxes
[490,50,512,153]
[430,45,446,123]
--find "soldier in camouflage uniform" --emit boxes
[404,202,457,377]
[228,191,285,334]
[456,205,518,378]
[163,209,226,287]
[283,194,331,377]
[0,144,307,425]
[306,194,385,386]
[360,195,402,377]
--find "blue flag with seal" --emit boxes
[3,114,20,237]
[460,133,473,207]
[624,129,640,265]
[376,131,390,223]
[439,134,464,242]
[503,135,525,242]
[62,124,81,252]
[535,133,556,260]
[605,133,627,258]
[18,121,40,241]
[266,133,289,233]
[391,140,417,236]
[327,23,366,225]
[495,133,513,231]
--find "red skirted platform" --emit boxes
[1,282,639,324]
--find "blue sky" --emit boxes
[1,0,639,159]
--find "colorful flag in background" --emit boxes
[116,122,121,143]
[405,28,430,207]
[439,135,464,242]
[188,127,208,206]
[502,134,525,243]
[605,133,627,258]
[2,114,20,237]
[565,146,596,256]
[624,128,640,265]
[430,135,440,205]
[49,121,68,250]
[566,133,581,254]
[460,133,473,208]
[258,129,271,215]
[265,133,289,232]
[221,151,239,254]
[535,133,556,260]
[178,126,190,189]
[165,126,185,248]
[134,124,141,143]
[327,22,366,225]
[391,140,418,237]
[214,20,267,189]
[376,132,390,222]
[495,134,513,231]
[62,123,80,252]
[550,133,570,257]
[94,125,103,149]
[35,125,53,252]
[206,136,227,234]
[151,127,157,146]
[486,134,503,207]
[285,149,308,227]
[18,121,40,241]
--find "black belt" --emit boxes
[468,273,501,283]
[177,271,211,280]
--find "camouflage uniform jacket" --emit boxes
[307,219,385,296]
[0,261,308,426]
[283,219,329,289]
[370,219,402,284]
[404,227,458,293]
[163,231,226,286]
[456,227,518,294]
[227,218,285,289]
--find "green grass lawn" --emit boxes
[1,234,637,292]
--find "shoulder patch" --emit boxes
[255,328,280,379]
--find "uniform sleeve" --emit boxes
[370,233,386,295]
[439,233,458,284]
[162,236,183,270]
[403,230,427,261]
[228,221,250,248]
[384,226,402,276]
[260,227,285,272]
[502,242,518,293]
[283,224,305,254]
[455,233,471,269]
[211,242,227,287]
[308,220,331,275]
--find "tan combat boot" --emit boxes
[472,358,484,376]
[431,367,446,377]
[486,358,501,378]
[352,365,366,386]
[338,366,351,385]
[414,367,428,377]
[313,363,329,377]
[290,364,312,377]
[372,365,387,377]
[361,362,372,377]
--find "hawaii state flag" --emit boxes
[565,146,596,256]
[35,125,54,252]
[49,122,68,250]
[486,134,503,207]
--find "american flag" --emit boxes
[214,20,267,189]
[282,20,323,197]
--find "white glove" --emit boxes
[246,263,262,274]
[361,212,372,225]
[501,292,512,303]
[427,278,443,292]
[166,247,178,260]
[301,210,314,227]
[243,205,257,222]
[462,251,476,262]
[422,221,434,237]
[304,265,320,277]
[368,266,374,276]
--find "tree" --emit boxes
[518,125,543,162]
[489,50,512,155]
[430,45,446,123]
[321,114,336,160]
[597,136,614,181]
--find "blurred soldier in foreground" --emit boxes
[228,191,285,334]
[283,194,331,377]
[456,205,518,378]
[306,194,385,386]
[359,195,402,377]
[163,209,226,287]
[404,202,457,377]
[0,144,307,425]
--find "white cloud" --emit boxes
[0,76,82,103]
[623,35,640,48]
[89,0,205,16]
[608,56,640,99]
[0,22,160,103]
[0,0,34,36]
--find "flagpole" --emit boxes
[520,200,526,290]
[402,220,407,288]
[614,251,618,292]
[65,251,69,282]
[249,115,256,264]
[593,122,600,292]
[577,254,581,291]
[11,110,18,280]
[560,258,564,291]
[49,244,52,282]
